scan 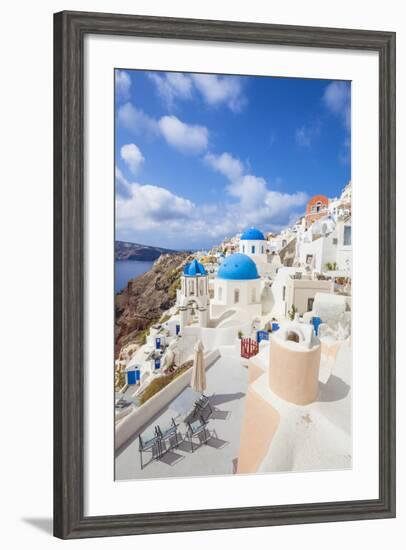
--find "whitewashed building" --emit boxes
[269,267,334,318]
[335,215,352,272]
[295,214,352,274]
[210,253,263,317]
[328,181,352,220]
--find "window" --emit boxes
[189,280,194,295]
[199,279,204,295]
[251,245,255,254]
[282,286,286,301]
[307,297,314,311]
[234,288,240,304]
[344,225,352,246]
[242,245,245,253]
[218,286,222,301]
[333,238,338,245]
[261,246,264,254]
[306,254,313,265]
[251,288,256,303]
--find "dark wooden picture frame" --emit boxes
[54,10,396,539]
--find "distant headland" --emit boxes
[115,240,185,261]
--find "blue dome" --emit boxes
[240,227,265,241]
[217,253,259,281]
[183,259,207,277]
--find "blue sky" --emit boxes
[115,69,351,250]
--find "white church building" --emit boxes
[239,227,267,256]
[239,227,281,277]
[210,253,263,318]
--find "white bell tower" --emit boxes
[179,259,209,328]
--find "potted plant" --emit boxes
[288,304,298,321]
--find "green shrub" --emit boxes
[114,368,125,391]
[160,313,171,324]
[138,361,193,405]
[287,304,298,321]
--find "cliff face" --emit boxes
[115,252,190,357]
[115,240,178,261]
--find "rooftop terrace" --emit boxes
[115,347,249,481]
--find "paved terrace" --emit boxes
[115,347,248,481]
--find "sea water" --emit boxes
[115,260,154,294]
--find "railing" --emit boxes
[241,337,259,359]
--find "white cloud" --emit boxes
[158,116,209,154]
[339,136,351,165]
[224,176,307,228]
[115,156,308,247]
[295,126,311,148]
[295,125,314,148]
[117,102,159,137]
[120,144,145,175]
[148,72,193,109]
[116,175,195,235]
[191,74,246,112]
[115,166,132,198]
[148,71,246,112]
[227,175,267,208]
[295,121,322,148]
[115,70,131,102]
[204,152,244,180]
[117,103,209,155]
[204,151,308,234]
[264,190,308,221]
[323,81,351,129]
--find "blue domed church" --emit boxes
[211,253,263,318]
[239,227,266,255]
[239,226,281,278]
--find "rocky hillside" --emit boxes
[115,252,190,357]
[115,240,178,261]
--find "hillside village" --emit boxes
[115,181,352,479]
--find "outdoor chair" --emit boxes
[195,395,213,423]
[138,432,161,470]
[115,396,128,409]
[183,407,196,425]
[155,418,180,455]
[184,395,213,425]
[186,416,210,452]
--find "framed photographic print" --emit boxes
[54,10,396,539]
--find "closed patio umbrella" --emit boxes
[191,340,206,394]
